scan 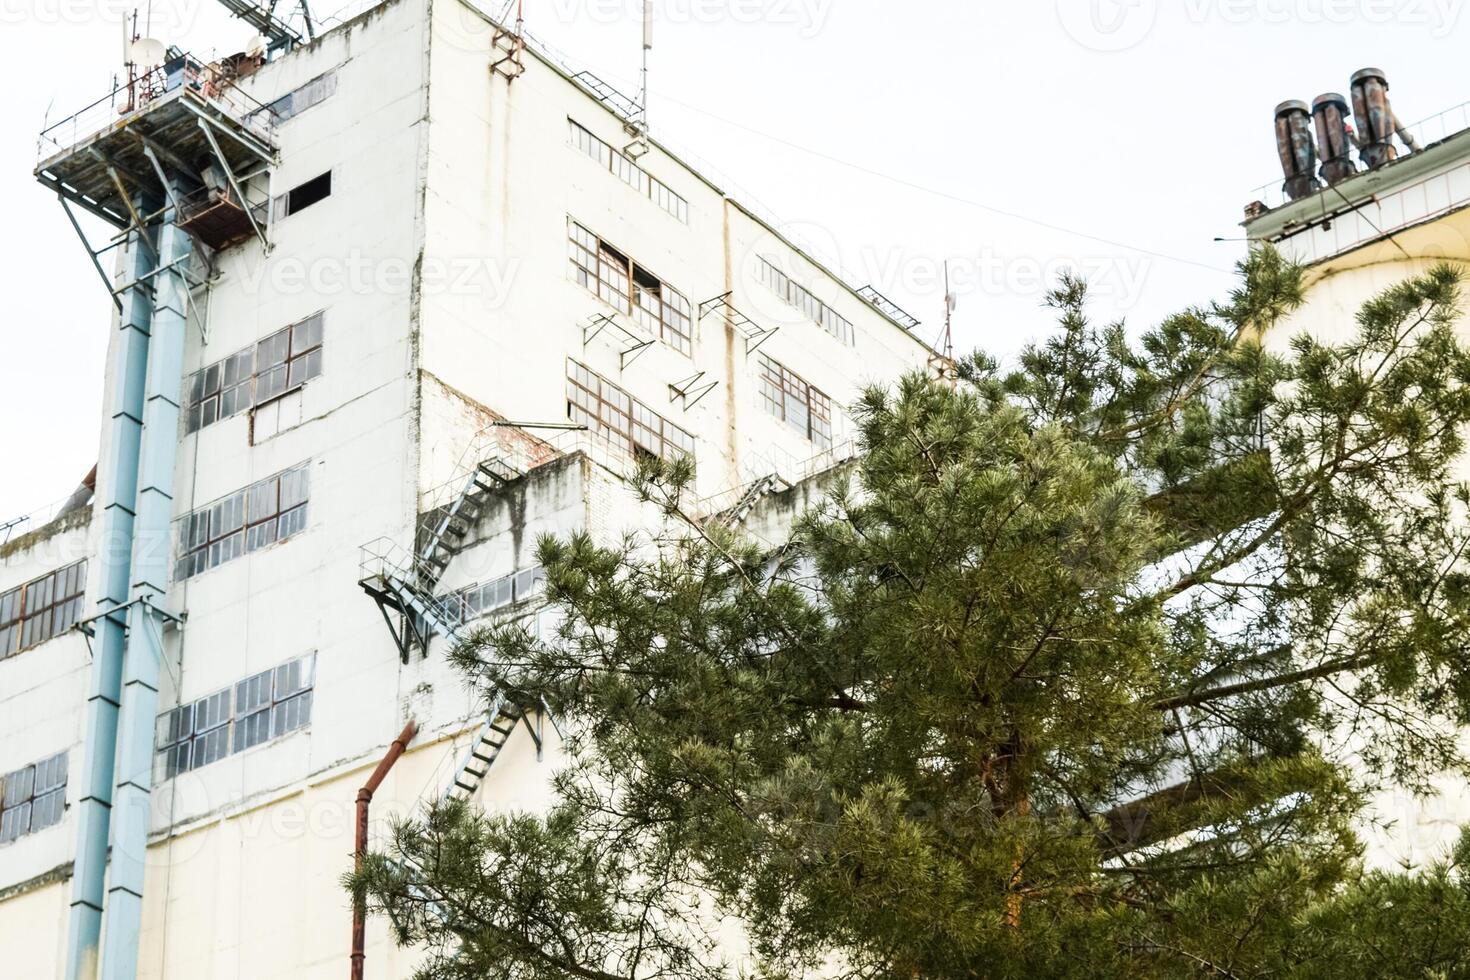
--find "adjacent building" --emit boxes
[1248,74,1470,865]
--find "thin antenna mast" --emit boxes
[942,261,955,361]
[640,0,652,131]
[624,0,652,157]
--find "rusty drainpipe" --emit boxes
[352,720,418,980]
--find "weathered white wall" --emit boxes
[0,0,936,975]
[0,513,93,901]
[1256,187,1470,870]
[417,0,932,500]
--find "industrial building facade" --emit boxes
[1250,80,1470,865]
[0,0,934,976]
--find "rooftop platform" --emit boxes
[1243,101,1470,266]
[35,56,278,231]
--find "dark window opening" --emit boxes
[286,172,332,216]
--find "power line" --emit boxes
[636,84,1233,275]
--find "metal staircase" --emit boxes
[359,542,467,661]
[362,434,525,662]
[723,474,779,527]
[359,436,552,804]
[445,694,543,801]
[416,457,521,593]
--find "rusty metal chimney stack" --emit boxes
[1275,100,1320,201]
[1313,92,1357,185]
[1350,68,1419,170]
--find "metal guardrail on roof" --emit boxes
[37,56,277,166]
[1247,100,1470,213]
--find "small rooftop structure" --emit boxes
[36,52,277,248]
[1244,74,1470,267]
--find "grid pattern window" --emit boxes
[1,560,87,658]
[0,752,67,843]
[568,221,693,355]
[567,361,696,461]
[175,463,310,580]
[232,656,314,753]
[186,313,324,433]
[443,566,545,624]
[259,71,337,124]
[757,258,855,347]
[156,654,315,778]
[758,354,833,451]
[155,688,231,777]
[569,120,688,222]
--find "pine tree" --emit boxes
[352,248,1470,979]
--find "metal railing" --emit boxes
[37,55,278,166]
[1247,100,1470,212]
[1,490,90,546]
[358,538,467,629]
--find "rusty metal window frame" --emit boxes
[568,221,693,355]
[252,70,337,127]
[568,119,688,223]
[186,313,325,433]
[175,463,311,581]
[757,353,833,451]
[0,752,68,844]
[0,560,87,658]
[566,360,696,461]
[441,565,546,625]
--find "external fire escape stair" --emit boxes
[358,449,550,804]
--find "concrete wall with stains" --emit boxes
[0,0,933,974]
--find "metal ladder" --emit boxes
[444,694,544,802]
[722,474,779,527]
[416,457,521,593]
[359,440,547,803]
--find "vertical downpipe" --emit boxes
[99,183,193,980]
[66,205,159,980]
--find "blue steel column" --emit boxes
[99,185,193,980]
[66,212,158,980]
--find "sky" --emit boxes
[2,0,1469,521]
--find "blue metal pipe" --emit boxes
[66,209,158,980]
[99,188,193,980]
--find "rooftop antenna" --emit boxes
[942,261,956,361]
[625,0,652,158]
[209,0,314,54]
[927,261,958,388]
[491,0,526,80]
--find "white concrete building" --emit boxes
[1246,84,1470,867]
[0,1,936,976]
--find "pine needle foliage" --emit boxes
[351,249,1470,979]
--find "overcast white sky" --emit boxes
[2,0,1468,521]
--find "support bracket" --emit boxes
[57,195,123,312]
[196,117,271,253]
[698,292,778,354]
[668,371,718,409]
